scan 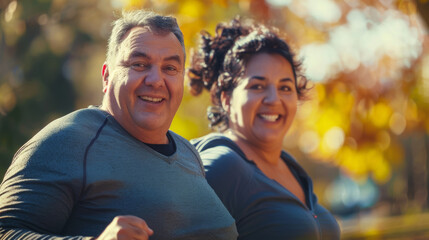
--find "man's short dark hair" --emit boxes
[107,10,185,65]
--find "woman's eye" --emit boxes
[249,84,263,90]
[280,86,292,92]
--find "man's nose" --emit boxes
[144,67,164,88]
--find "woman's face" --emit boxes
[223,52,298,147]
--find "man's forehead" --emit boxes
[128,26,153,35]
[124,27,178,47]
[121,26,184,59]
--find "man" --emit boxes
[0,10,237,240]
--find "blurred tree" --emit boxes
[415,0,429,28]
[0,0,112,176]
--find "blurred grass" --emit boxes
[341,212,429,240]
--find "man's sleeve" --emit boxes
[0,134,90,240]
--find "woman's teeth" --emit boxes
[259,114,279,122]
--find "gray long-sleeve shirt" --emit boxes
[0,107,237,240]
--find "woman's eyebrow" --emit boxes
[250,76,265,81]
[280,78,294,83]
[250,76,294,82]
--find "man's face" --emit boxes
[102,27,185,144]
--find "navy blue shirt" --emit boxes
[192,133,340,240]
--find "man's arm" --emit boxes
[0,137,85,239]
[0,216,153,240]
[0,143,153,240]
[96,216,153,240]
[0,228,93,240]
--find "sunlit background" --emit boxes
[1,0,428,238]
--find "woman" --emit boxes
[188,18,340,240]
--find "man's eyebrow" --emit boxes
[164,55,182,65]
[130,51,150,60]
[128,52,181,65]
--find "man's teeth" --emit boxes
[259,114,279,122]
[140,96,163,102]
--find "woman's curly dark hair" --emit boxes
[188,18,310,131]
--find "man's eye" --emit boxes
[163,65,179,75]
[131,63,148,71]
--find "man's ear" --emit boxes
[101,63,109,93]
[220,91,230,113]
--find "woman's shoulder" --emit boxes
[191,133,255,213]
[191,133,234,150]
[191,133,254,175]
[192,133,247,163]
[192,133,246,155]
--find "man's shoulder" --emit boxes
[43,107,106,133]
[21,107,108,151]
[10,108,107,174]
[55,106,107,126]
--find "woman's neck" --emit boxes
[224,130,283,165]
[224,130,307,206]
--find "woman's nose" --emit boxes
[262,85,280,104]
